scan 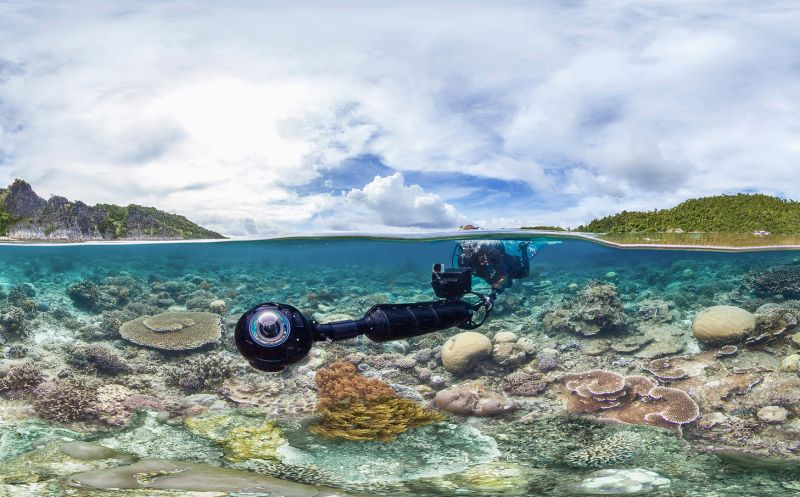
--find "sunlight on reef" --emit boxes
[4,236,800,496]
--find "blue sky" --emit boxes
[1,1,799,235]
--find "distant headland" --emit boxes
[0,179,224,242]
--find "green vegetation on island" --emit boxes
[579,194,800,234]
[520,226,567,231]
[0,179,224,241]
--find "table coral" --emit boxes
[558,369,699,432]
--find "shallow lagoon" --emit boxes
[2,236,800,497]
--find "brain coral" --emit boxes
[119,311,221,350]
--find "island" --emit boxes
[576,194,800,248]
[0,179,224,241]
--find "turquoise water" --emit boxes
[2,236,800,496]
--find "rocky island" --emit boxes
[0,179,223,241]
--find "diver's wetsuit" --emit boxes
[457,241,530,291]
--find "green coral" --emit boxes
[184,411,285,462]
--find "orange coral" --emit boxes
[315,360,398,408]
[311,360,442,441]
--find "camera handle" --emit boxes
[459,290,497,329]
[312,298,478,343]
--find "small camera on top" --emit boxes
[431,263,472,300]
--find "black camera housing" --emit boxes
[431,264,472,300]
[234,302,314,372]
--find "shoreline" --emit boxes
[3,230,800,252]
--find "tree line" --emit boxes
[578,194,800,233]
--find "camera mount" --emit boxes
[236,240,533,372]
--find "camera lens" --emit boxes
[249,308,291,347]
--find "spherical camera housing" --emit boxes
[234,302,314,372]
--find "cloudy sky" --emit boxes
[1,1,798,235]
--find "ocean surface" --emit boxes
[2,235,800,497]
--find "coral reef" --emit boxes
[559,369,700,431]
[119,311,222,350]
[0,363,44,393]
[32,377,99,423]
[5,236,800,495]
[543,282,627,336]
[184,411,285,462]
[441,331,492,373]
[310,361,442,441]
[692,305,755,344]
[435,379,516,416]
[165,352,233,392]
[563,431,643,468]
[66,343,129,375]
[745,264,800,298]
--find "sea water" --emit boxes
[1,235,800,496]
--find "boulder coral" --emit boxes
[692,306,755,344]
[435,379,516,416]
[441,331,492,373]
[311,361,442,442]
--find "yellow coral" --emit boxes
[184,412,285,461]
[310,397,443,442]
[224,422,285,462]
[184,413,233,442]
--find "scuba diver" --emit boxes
[235,239,548,372]
[455,240,531,292]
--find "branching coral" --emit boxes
[0,363,44,393]
[563,431,643,468]
[32,377,99,423]
[310,360,442,442]
[165,352,233,392]
[745,264,800,298]
[0,306,27,338]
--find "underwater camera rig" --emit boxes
[235,241,531,372]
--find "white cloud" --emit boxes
[319,173,467,230]
[0,1,798,234]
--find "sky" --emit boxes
[0,1,798,236]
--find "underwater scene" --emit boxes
[4,235,800,497]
